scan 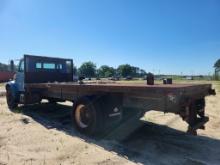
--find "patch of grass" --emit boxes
[173,79,211,84]
[117,79,220,94]
[118,79,215,85]
[118,79,145,84]
[12,108,23,113]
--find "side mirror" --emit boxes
[10,60,14,72]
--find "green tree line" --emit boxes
[1,58,219,79]
[77,62,147,78]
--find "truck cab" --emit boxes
[5,54,73,109]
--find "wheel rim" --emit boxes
[75,104,91,128]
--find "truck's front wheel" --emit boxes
[6,88,18,110]
[72,97,104,135]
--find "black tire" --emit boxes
[6,88,18,110]
[72,97,104,136]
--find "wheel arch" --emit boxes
[5,82,19,98]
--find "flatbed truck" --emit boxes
[5,55,216,136]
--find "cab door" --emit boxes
[15,59,25,92]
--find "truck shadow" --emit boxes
[15,102,220,165]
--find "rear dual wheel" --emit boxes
[72,97,104,135]
[72,96,143,139]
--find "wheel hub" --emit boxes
[75,104,91,128]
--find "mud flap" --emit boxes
[100,108,145,141]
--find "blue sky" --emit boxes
[0,0,220,75]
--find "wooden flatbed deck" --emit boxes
[26,82,212,92]
[26,82,212,100]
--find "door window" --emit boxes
[19,60,24,72]
[43,63,55,69]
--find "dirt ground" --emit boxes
[0,81,220,165]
